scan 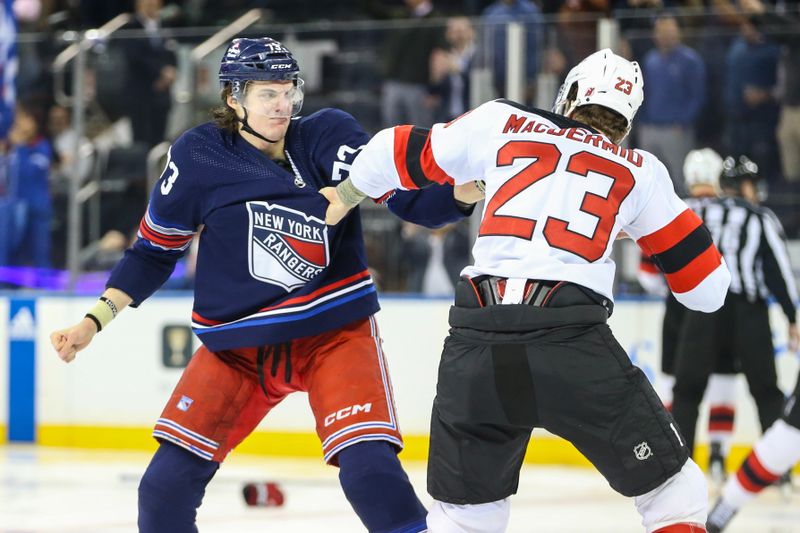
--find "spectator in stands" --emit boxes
[0,100,53,267]
[430,16,476,122]
[557,0,609,65]
[480,0,541,101]
[47,104,92,181]
[636,14,706,196]
[120,0,177,147]
[723,10,781,182]
[738,0,800,185]
[380,0,447,128]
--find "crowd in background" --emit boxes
[1,0,799,293]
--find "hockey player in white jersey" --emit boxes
[324,49,730,532]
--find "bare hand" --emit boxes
[789,323,799,353]
[454,181,485,205]
[50,318,98,363]
[319,186,354,226]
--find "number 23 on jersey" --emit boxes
[478,141,635,262]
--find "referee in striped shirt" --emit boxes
[671,155,799,455]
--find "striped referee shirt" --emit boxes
[688,196,798,323]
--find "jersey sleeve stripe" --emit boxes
[373,190,396,205]
[663,245,723,293]
[144,204,194,235]
[392,125,453,190]
[393,125,417,190]
[418,128,454,185]
[651,224,715,274]
[139,218,194,249]
[639,256,660,274]
[637,208,703,256]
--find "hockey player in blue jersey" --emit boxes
[50,37,477,533]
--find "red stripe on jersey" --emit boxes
[139,219,193,248]
[664,245,723,293]
[393,125,417,190]
[639,259,660,274]
[419,131,454,185]
[638,209,703,256]
[191,312,220,326]
[257,269,371,312]
[140,217,193,243]
[374,190,395,204]
[190,270,372,327]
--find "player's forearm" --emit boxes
[347,128,403,198]
[335,178,368,208]
[102,288,133,313]
[83,288,133,333]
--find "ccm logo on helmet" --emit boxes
[324,403,372,427]
[271,63,293,70]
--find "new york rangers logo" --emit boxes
[247,202,329,291]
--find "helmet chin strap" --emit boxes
[237,108,282,144]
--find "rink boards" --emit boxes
[1,293,798,466]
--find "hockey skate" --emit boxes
[706,498,737,533]
[776,471,793,502]
[708,442,727,490]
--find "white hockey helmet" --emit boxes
[683,148,723,192]
[553,48,644,140]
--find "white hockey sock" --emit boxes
[634,460,708,533]
[427,498,510,533]
[722,420,800,508]
[706,374,737,456]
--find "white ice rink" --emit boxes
[0,445,797,533]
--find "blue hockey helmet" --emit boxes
[219,37,304,117]
[219,37,300,85]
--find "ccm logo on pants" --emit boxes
[325,403,372,427]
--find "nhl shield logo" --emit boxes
[633,441,653,461]
[247,201,329,291]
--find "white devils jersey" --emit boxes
[349,99,730,312]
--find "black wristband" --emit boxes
[100,296,118,317]
[84,313,102,333]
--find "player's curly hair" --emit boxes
[211,85,240,133]
[566,84,628,145]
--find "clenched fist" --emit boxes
[50,318,98,363]
[320,186,356,226]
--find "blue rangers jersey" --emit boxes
[107,109,470,351]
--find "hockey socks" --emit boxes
[138,441,219,533]
[337,440,427,533]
